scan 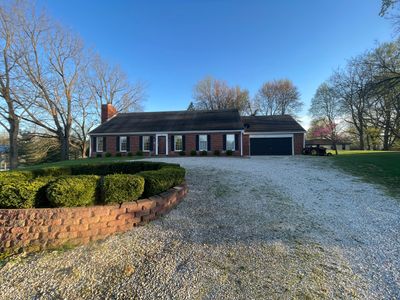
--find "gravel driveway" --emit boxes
[0,156,399,299]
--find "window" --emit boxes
[199,135,208,151]
[174,135,183,151]
[143,136,150,151]
[120,136,127,152]
[96,137,104,152]
[226,134,235,151]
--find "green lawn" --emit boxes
[19,156,144,170]
[331,151,400,198]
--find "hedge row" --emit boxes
[0,161,185,208]
[21,161,177,178]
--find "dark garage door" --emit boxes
[250,137,292,155]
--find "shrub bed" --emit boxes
[0,176,54,209]
[0,161,185,209]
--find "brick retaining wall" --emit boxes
[0,183,188,256]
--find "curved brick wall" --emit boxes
[0,183,188,256]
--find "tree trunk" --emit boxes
[358,127,365,150]
[8,117,19,170]
[383,124,390,150]
[81,142,87,158]
[60,135,70,161]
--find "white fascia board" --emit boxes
[89,129,243,136]
[244,131,305,135]
[249,134,294,138]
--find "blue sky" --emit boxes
[38,0,393,128]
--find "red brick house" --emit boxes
[89,104,305,157]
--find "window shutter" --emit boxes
[196,135,199,151]
[92,137,96,153]
[103,137,107,152]
[207,135,211,151]
[182,135,186,151]
[171,135,175,151]
[116,136,120,152]
[150,136,154,151]
[223,134,226,151]
[139,136,142,151]
[127,136,130,152]
[235,134,239,151]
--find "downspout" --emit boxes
[89,135,92,158]
[240,130,243,156]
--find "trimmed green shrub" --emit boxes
[0,171,33,181]
[226,150,233,156]
[116,152,122,157]
[127,152,133,157]
[136,150,143,156]
[178,151,186,156]
[68,161,170,176]
[105,152,112,157]
[30,166,71,177]
[190,150,197,156]
[96,153,102,158]
[47,175,100,207]
[0,176,54,209]
[213,150,220,156]
[33,176,58,207]
[138,166,186,197]
[102,174,144,204]
[200,150,208,156]
[20,161,171,178]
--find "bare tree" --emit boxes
[71,78,96,158]
[13,6,86,161]
[255,79,302,116]
[192,76,250,114]
[365,42,400,148]
[0,1,24,169]
[310,82,343,155]
[331,56,375,150]
[88,55,145,118]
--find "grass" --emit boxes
[330,151,400,197]
[18,156,143,170]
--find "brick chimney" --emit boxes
[101,103,117,123]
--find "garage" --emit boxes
[250,136,293,155]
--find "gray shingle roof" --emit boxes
[90,110,306,135]
[241,115,306,132]
[90,109,243,134]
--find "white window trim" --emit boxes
[226,134,235,151]
[119,136,127,152]
[142,136,151,152]
[198,134,208,151]
[174,135,183,152]
[96,137,104,152]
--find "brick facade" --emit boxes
[0,183,188,256]
[92,132,243,157]
[91,132,305,157]
[243,134,250,156]
[293,133,305,155]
